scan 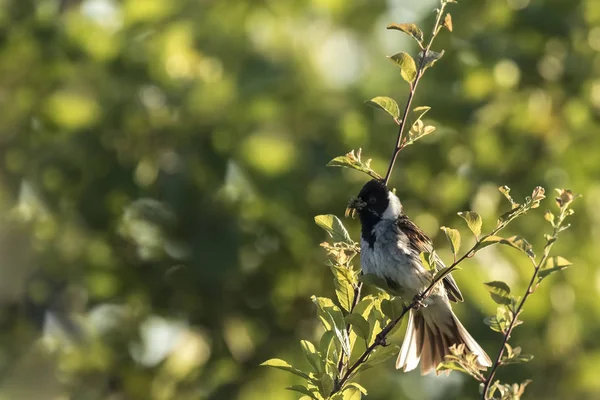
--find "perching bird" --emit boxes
[346,179,491,375]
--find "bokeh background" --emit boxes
[0,0,598,399]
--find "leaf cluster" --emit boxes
[478,188,578,399]
[263,215,404,399]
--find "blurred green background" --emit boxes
[0,0,598,399]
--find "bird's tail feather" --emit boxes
[396,301,491,375]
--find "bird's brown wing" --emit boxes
[396,215,464,302]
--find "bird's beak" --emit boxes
[345,206,357,219]
[345,197,366,219]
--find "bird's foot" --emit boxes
[412,293,427,309]
[375,331,389,347]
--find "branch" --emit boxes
[481,204,570,399]
[336,308,410,390]
[332,218,514,394]
[383,1,449,186]
[331,185,549,396]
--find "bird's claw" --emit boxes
[375,331,389,347]
[412,293,427,309]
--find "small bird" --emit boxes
[346,179,491,375]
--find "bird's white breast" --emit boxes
[360,219,431,299]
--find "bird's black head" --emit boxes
[346,179,403,227]
[352,179,389,217]
[346,179,402,246]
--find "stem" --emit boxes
[335,308,411,390]
[421,223,506,299]
[383,1,448,186]
[481,212,566,399]
[335,283,363,381]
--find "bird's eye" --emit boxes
[369,196,377,204]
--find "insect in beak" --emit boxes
[345,206,357,219]
[345,197,366,219]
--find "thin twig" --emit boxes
[481,212,566,399]
[383,1,449,186]
[335,282,363,383]
[338,309,410,388]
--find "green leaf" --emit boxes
[341,387,363,400]
[412,105,431,123]
[366,96,400,121]
[311,296,350,356]
[319,331,338,365]
[431,263,460,285]
[503,353,534,365]
[345,313,370,340]
[319,331,340,378]
[441,226,461,256]
[352,295,382,345]
[315,214,353,244]
[476,235,504,251]
[381,296,406,321]
[497,207,521,225]
[505,236,535,259]
[386,23,424,43]
[345,383,368,396]
[436,344,487,380]
[261,358,311,380]
[483,281,512,305]
[539,256,572,280]
[484,316,502,333]
[353,295,377,320]
[330,265,355,312]
[318,373,334,397]
[437,360,468,374]
[544,210,555,225]
[366,296,389,345]
[419,251,434,273]
[480,235,535,259]
[458,211,482,237]
[404,119,436,146]
[484,306,511,334]
[319,331,335,357]
[332,387,362,400]
[388,52,417,83]
[326,149,383,180]
[286,386,320,400]
[417,49,444,69]
[365,344,400,367]
[498,185,519,208]
[402,106,434,146]
[300,340,323,375]
[501,343,534,365]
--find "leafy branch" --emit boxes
[331,186,547,395]
[328,0,454,184]
[382,0,452,185]
[263,184,559,399]
[480,189,578,399]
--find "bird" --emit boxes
[345,179,491,375]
